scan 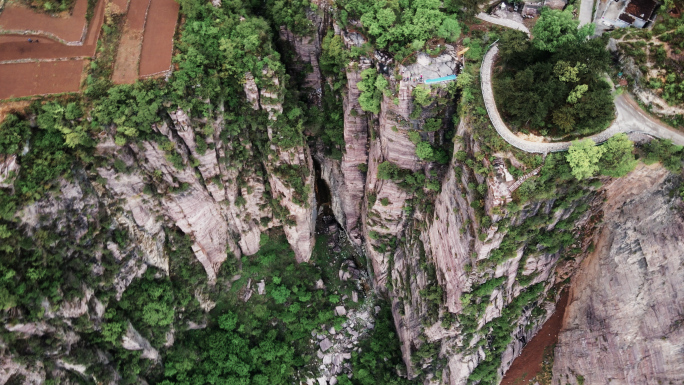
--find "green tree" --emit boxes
[498,30,531,60]
[566,139,605,180]
[552,107,576,133]
[142,302,175,327]
[532,8,594,52]
[456,72,473,89]
[437,17,461,42]
[0,114,30,155]
[377,161,399,180]
[554,60,586,83]
[600,133,637,177]
[357,69,386,114]
[271,285,291,304]
[413,85,432,107]
[424,118,441,132]
[320,31,350,89]
[416,141,434,160]
[643,139,684,172]
[219,311,239,331]
[408,131,421,144]
[567,84,589,104]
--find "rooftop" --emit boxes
[625,0,658,19]
[619,13,636,23]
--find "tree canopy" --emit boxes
[566,139,605,180]
[532,8,595,52]
[600,133,637,177]
[494,29,614,136]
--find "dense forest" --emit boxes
[494,8,615,137]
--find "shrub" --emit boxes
[377,161,399,180]
[413,85,432,107]
[416,142,434,160]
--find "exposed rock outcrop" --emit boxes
[552,164,684,384]
[0,153,19,188]
[335,60,371,244]
[266,145,316,262]
[363,79,424,286]
[0,356,45,385]
[121,322,160,361]
[280,26,324,100]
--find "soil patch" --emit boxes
[0,0,104,62]
[0,60,85,99]
[0,35,92,62]
[125,0,149,29]
[0,0,89,43]
[0,100,32,124]
[109,0,129,14]
[500,290,569,385]
[112,25,143,84]
[138,0,178,77]
[0,0,105,99]
[111,0,150,84]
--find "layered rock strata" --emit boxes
[552,164,684,384]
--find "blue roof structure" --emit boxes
[424,74,457,85]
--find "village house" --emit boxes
[600,0,659,28]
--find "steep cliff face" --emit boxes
[93,66,317,276]
[374,106,604,383]
[364,76,454,283]
[96,122,234,282]
[552,164,684,385]
[334,60,371,245]
[279,24,324,100]
[266,144,316,262]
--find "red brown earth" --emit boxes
[0,0,105,99]
[0,60,85,99]
[0,0,89,43]
[112,0,150,84]
[0,0,103,64]
[500,290,569,385]
[0,0,178,98]
[139,0,179,77]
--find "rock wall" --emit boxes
[552,163,684,385]
[94,65,317,277]
[363,79,424,286]
[266,145,316,263]
[334,60,371,245]
[97,122,234,282]
[277,3,329,103]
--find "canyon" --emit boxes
[0,2,683,385]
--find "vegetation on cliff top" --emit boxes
[495,10,614,138]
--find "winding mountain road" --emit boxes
[476,13,530,36]
[480,44,684,153]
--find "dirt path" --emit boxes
[0,0,89,43]
[0,60,85,99]
[138,0,179,77]
[112,0,151,84]
[500,290,569,385]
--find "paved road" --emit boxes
[480,44,684,153]
[476,13,530,36]
[578,0,595,26]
